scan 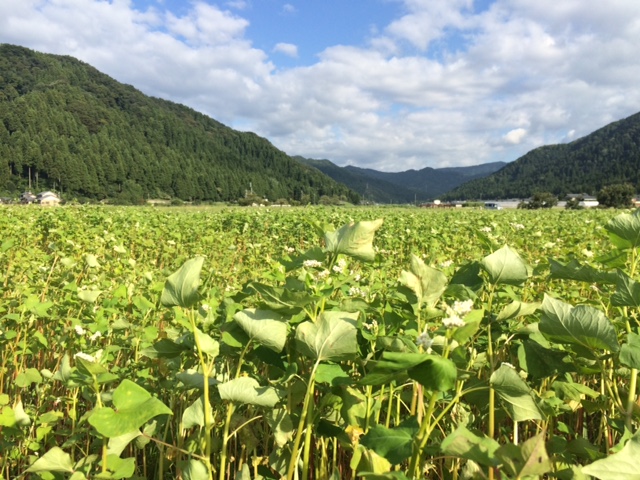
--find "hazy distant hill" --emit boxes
[443,112,640,200]
[296,156,506,203]
[0,44,359,203]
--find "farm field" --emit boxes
[1,205,639,480]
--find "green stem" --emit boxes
[407,393,438,479]
[219,403,236,480]
[286,362,319,480]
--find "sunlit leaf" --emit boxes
[491,365,543,421]
[218,377,280,407]
[234,308,288,352]
[295,311,359,362]
[605,210,640,250]
[161,256,204,308]
[481,245,529,286]
[26,447,74,473]
[399,254,448,307]
[582,431,640,479]
[324,219,383,262]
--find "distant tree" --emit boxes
[565,197,583,210]
[597,183,635,208]
[518,192,558,209]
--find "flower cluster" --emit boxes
[416,332,434,352]
[303,259,322,268]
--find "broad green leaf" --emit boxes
[350,444,391,475]
[315,363,351,385]
[98,455,135,479]
[107,431,141,457]
[140,339,190,359]
[15,368,43,388]
[612,270,640,307]
[399,254,448,307]
[582,431,640,479]
[52,354,72,383]
[371,352,457,392]
[496,301,540,322]
[179,459,210,480]
[14,399,31,426]
[549,258,618,285]
[266,408,294,448]
[441,426,500,467]
[0,405,16,427]
[181,396,205,429]
[490,365,543,421]
[539,295,619,352]
[218,377,280,407]
[234,308,288,352]
[85,254,101,268]
[605,210,640,250]
[26,447,74,473]
[324,219,383,262]
[161,256,204,308]
[360,416,419,464]
[78,289,103,303]
[89,379,173,437]
[295,311,359,362]
[517,432,552,477]
[193,327,219,358]
[620,333,640,369]
[480,245,529,286]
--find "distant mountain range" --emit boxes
[295,156,506,203]
[443,112,640,200]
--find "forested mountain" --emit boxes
[296,156,506,203]
[0,44,359,203]
[443,112,640,200]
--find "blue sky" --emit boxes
[2,0,640,171]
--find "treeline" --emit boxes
[0,44,359,204]
[443,112,640,200]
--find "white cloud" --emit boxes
[1,0,640,171]
[273,42,298,57]
[503,128,527,145]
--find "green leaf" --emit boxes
[161,257,204,308]
[549,258,618,285]
[89,379,173,437]
[441,426,500,467]
[179,459,210,480]
[612,270,640,307]
[480,245,529,286]
[605,210,640,250]
[26,446,74,473]
[295,311,359,362]
[234,308,288,352]
[181,396,205,429]
[620,333,640,369]
[78,289,103,303]
[539,295,619,352]
[97,455,135,479]
[360,416,419,464]
[218,377,280,407]
[490,364,543,421]
[52,354,72,383]
[496,301,540,322]
[85,254,101,268]
[371,352,457,392]
[399,254,448,307]
[582,431,640,479]
[107,431,141,457]
[15,368,43,388]
[266,408,294,448]
[324,219,383,262]
[194,327,219,358]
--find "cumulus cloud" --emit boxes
[1,0,640,171]
[273,42,298,57]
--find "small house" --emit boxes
[20,191,36,204]
[37,191,61,206]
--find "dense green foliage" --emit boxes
[3,204,640,479]
[444,112,640,200]
[597,183,635,208]
[0,44,359,204]
[517,191,558,209]
[298,156,505,203]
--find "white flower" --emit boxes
[416,332,434,351]
[582,249,594,258]
[349,286,365,297]
[74,352,96,362]
[452,300,474,316]
[89,331,102,341]
[363,320,378,331]
[480,226,492,233]
[354,274,361,282]
[513,223,525,230]
[590,283,600,292]
[332,264,343,273]
[285,246,295,253]
[201,303,211,312]
[442,315,465,329]
[440,260,453,268]
[303,259,322,268]
[317,269,330,279]
[74,325,86,336]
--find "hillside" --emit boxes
[443,112,640,200]
[0,44,359,204]
[297,156,505,203]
